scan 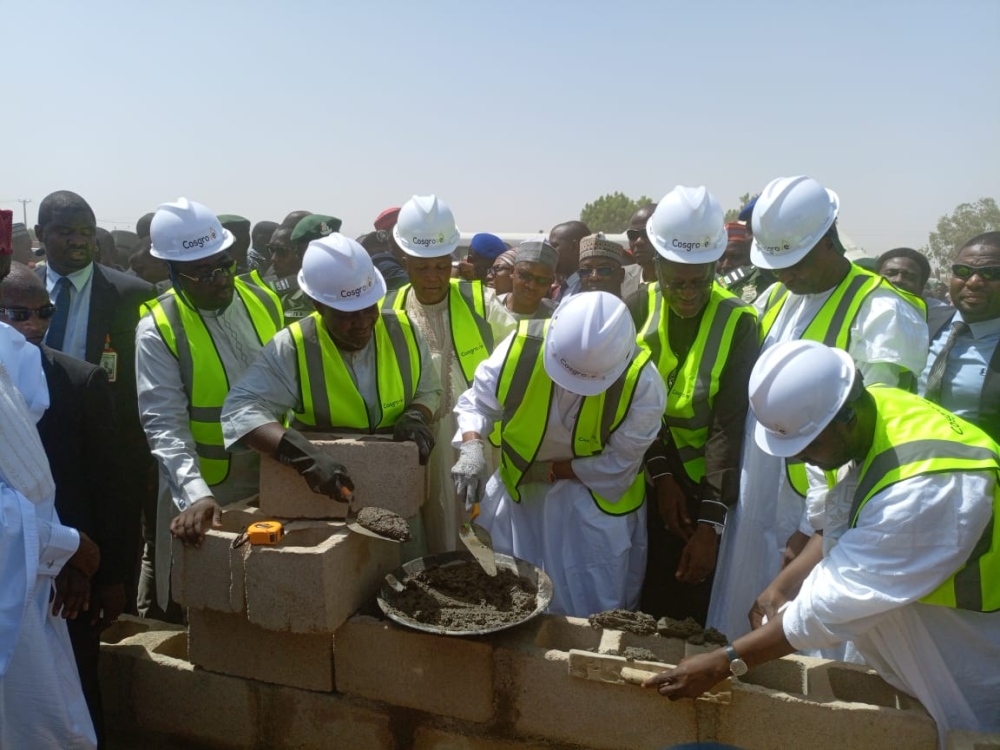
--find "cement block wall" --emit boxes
[95,614,992,750]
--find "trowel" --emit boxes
[459,504,497,576]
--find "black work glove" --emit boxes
[274,429,355,501]
[392,408,435,466]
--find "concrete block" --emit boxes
[806,657,917,709]
[188,607,334,692]
[131,641,260,749]
[259,433,426,520]
[244,522,399,633]
[737,653,810,696]
[335,615,495,723]
[946,730,1000,750]
[413,727,554,750]
[715,680,937,750]
[171,504,258,613]
[265,686,394,750]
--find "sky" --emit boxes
[4,0,999,254]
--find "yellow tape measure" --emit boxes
[232,521,284,549]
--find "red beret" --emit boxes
[725,222,751,244]
[374,207,401,232]
[0,210,13,256]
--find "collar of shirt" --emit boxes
[955,311,1000,340]
[45,261,94,294]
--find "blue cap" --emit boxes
[469,232,507,260]
[737,195,758,222]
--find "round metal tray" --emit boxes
[377,550,554,636]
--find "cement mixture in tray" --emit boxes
[355,507,411,541]
[382,561,537,631]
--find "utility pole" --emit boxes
[17,198,32,226]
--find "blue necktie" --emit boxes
[46,277,72,352]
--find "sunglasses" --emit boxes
[178,260,237,284]
[661,276,714,293]
[0,304,58,322]
[952,264,1000,282]
[516,269,554,286]
[578,266,617,279]
[626,229,647,242]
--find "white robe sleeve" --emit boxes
[453,333,515,441]
[848,289,929,385]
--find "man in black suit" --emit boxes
[1,261,130,748]
[34,191,155,616]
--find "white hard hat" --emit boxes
[749,340,857,458]
[297,233,387,312]
[392,195,461,258]
[543,291,637,397]
[646,186,728,264]
[750,176,840,270]
[149,198,234,262]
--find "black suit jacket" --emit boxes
[38,346,132,584]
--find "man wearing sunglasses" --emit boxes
[135,199,283,620]
[919,232,1000,443]
[578,233,626,297]
[627,186,758,626]
[500,240,558,321]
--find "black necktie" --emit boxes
[45,277,72,352]
[924,320,970,403]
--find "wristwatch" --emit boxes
[725,644,748,677]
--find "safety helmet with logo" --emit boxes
[750,176,840,270]
[150,198,234,262]
[749,339,857,457]
[298,233,387,312]
[543,291,637,397]
[646,186,728,265]
[392,195,461,258]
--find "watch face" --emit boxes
[730,658,749,677]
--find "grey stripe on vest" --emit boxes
[677,444,703,465]
[299,316,333,428]
[851,439,1000,524]
[954,515,994,611]
[382,287,403,310]
[157,295,196,403]
[237,274,282,331]
[190,405,222,422]
[381,313,414,401]
[501,323,547,473]
[599,359,631,443]
[641,288,662,365]
[456,282,495,351]
[822,274,872,348]
[195,442,230,461]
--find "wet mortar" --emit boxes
[382,561,537,631]
[588,609,658,636]
[657,616,728,646]
[356,507,411,541]
[622,646,661,662]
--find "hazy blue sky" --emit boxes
[4,0,998,254]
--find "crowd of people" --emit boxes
[0,175,997,748]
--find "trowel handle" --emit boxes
[621,667,660,686]
[470,502,480,521]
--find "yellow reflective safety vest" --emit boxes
[496,319,650,516]
[383,279,493,386]
[143,271,283,486]
[636,281,756,484]
[850,387,1000,612]
[288,309,421,432]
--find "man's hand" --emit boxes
[52,566,91,619]
[642,649,731,700]
[170,496,222,547]
[392,409,436,465]
[92,583,127,630]
[68,531,101,578]
[748,585,790,630]
[656,475,694,540]
[781,530,811,569]
[452,439,488,511]
[675,524,719,585]
[274,429,355,500]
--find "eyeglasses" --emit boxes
[268,244,299,257]
[489,263,513,275]
[660,276,714,293]
[578,266,618,279]
[952,264,1000,282]
[0,305,57,322]
[516,269,554,286]
[626,229,647,242]
[178,260,237,284]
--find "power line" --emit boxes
[17,198,32,226]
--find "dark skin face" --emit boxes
[36,208,97,276]
[794,399,872,473]
[317,302,379,351]
[485,260,514,295]
[508,261,555,314]
[627,208,657,271]
[772,238,850,296]
[0,286,51,346]
[549,227,581,277]
[716,240,752,276]
[656,259,714,318]
[251,222,277,252]
[269,227,301,279]
[879,256,925,296]
[459,251,494,282]
[95,230,118,268]
[578,257,624,296]
[951,243,1000,323]
[404,256,453,305]
[224,225,251,268]
[173,251,236,310]
[130,244,170,285]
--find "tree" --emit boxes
[724,192,757,223]
[579,192,655,234]
[924,198,1000,268]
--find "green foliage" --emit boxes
[579,192,655,234]
[924,198,1000,268]
[724,192,756,223]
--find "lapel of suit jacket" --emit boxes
[86,264,117,364]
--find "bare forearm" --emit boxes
[244,422,288,456]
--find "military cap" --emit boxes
[291,214,343,244]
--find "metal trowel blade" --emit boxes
[460,522,497,576]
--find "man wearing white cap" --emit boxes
[628,186,758,625]
[221,234,441,549]
[135,199,283,618]
[452,292,666,616]
[707,176,928,642]
[384,195,514,553]
[645,340,1000,745]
